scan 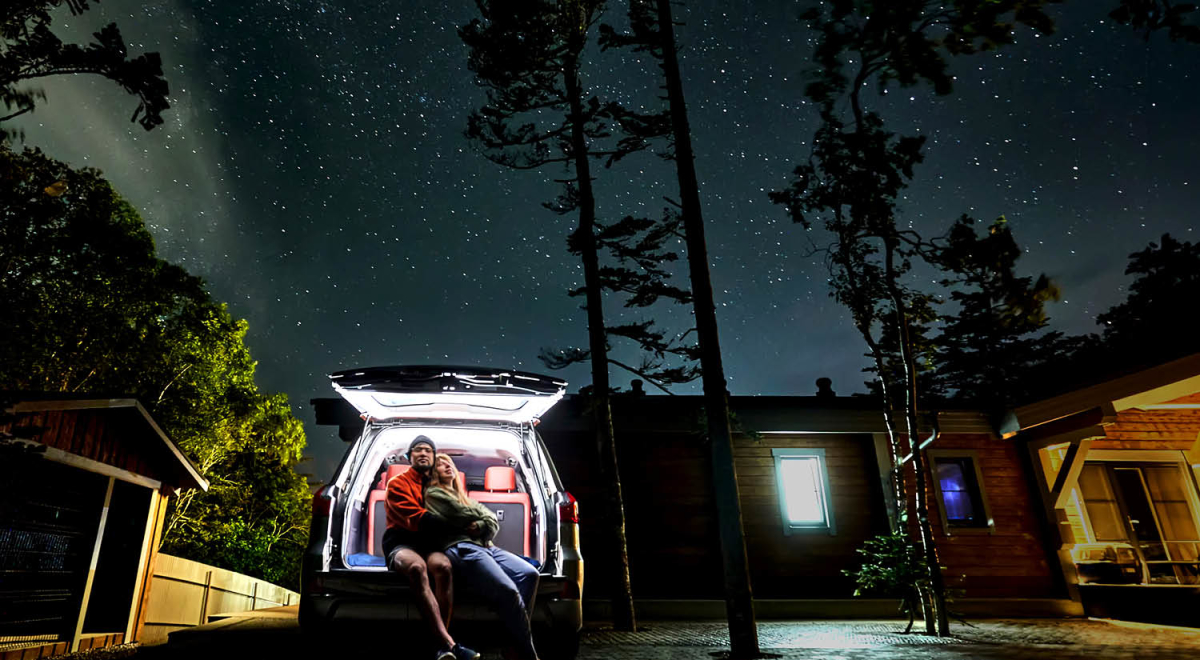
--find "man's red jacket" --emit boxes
[385,465,428,533]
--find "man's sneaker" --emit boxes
[452,643,480,660]
[435,648,455,660]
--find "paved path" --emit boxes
[577,619,1200,659]
[121,615,1200,660]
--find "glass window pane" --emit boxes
[935,457,986,526]
[1079,465,1125,542]
[1143,466,1188,501]
[1087,501,1127,541]
[1078,465,1115,500]
[780,457,825,525]
[1154,502,1200,542]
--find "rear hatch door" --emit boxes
[330,365,567,424]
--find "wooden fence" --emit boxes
[140,554,298,645]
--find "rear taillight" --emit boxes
[312,485,333,517]
[558,491,579,524]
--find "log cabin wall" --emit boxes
[915,432,1060,599]
[543,426,890,600]
[734,434,891,598]
[544,428,723,599]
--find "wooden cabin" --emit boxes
[540,392,1078,617]
[541,356,1200,621]
[0,397,207,658]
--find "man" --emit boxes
[384,435,479,660]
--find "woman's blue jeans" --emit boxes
[445,543,540,659]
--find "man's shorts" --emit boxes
[385,545,415,569]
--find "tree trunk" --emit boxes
[655,1,758,655]
[883,239,949,636]
[564,51,637,633]
[837,235,908,531]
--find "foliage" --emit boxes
[1097,234,1200,359]
[928,216,1062,411]
[1109,0,1200,42]
[0,146,309,589]
[1022,233,1200,400]
[844,532,928,626]
[1,1,170,140]
[541,207,699,392]
[462,1,696,393]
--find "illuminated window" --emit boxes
[929,451,993,533]
[772,448,835,535]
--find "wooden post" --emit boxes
[132,492,169,643]
[199,570,213,625]
[125,486,159,642]
[72,477,115,652]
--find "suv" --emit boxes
[300,366,583,658]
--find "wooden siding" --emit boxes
[916,433,1059,599]
[734,435,890,598]
[1,410,171,483]
[542,428,889,600]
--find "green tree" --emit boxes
[0,146,309,588]
[1,1,170,140]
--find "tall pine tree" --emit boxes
[931,216,1062,412]
[461,0,671,632]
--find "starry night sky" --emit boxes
[13,1,1199,478]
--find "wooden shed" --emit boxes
[0,397,207,658]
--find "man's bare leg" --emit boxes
[391,548,455,649]
[427,551,454,628]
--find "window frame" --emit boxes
[771,448,836,536]
[927,449,995,535]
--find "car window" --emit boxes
[531,427,563,492]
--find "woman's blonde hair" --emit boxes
[432,453,472,506]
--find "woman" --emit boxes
[427,454,541,660]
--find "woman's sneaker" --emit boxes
[435,648,455,660]
[452,643,480,660]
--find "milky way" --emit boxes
[13,1,1199,477]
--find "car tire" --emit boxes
[534,625,580,660]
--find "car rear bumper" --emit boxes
[302,569,582,631]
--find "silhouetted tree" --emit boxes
[1,1,170,140]
[1014,233,1200,403]
[539,206,700,394]
[772,0,1059,637]
[460,0,675,632]
[930,216,1062,412]
[1109,0,1200,42]
[602,1,761,653]
[1098,234,1200,356]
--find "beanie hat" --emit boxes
[407,435,436,458]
